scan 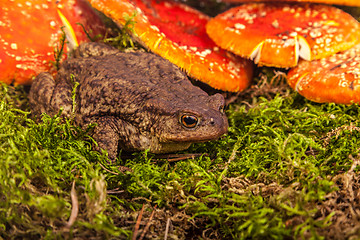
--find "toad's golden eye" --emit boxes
[180,114,199,128]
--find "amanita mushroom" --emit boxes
[89,0,254,92]
[0,0,106,85]
[206,3,360,68]
[220,0,360,7]
[287,44,360,104]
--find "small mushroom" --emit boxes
[89,0,254,92]
[220,0,360,7]
[287,44,360,104]
[0,0,106,85]
[206,3,360,68]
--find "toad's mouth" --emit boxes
[149,142,193,154]
[161,121,229,143]
[153,130,227,154]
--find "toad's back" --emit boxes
[29,42,228,159]
[57,50,212,121]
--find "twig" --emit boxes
[167,154,202,162]
[348,155,360,173]
[154,153,206,162]
[121,153,206,162]
[65,180,78,229]
[132,204,145,240]
[98,162,119,175]
[139,205,157,240]
[107,187,125,194]
[98,162,133,175]
[226,138,241,168]
[164,217,171,240]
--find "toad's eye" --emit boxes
[180,114,199,129]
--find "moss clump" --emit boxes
[1,79,360,239]
[2,58,360,239]
[0,84,131,239]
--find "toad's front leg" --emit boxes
[29,72,73,119]
[90,116,121,162]
[28,72,56,119]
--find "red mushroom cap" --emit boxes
[288,43,360,104]
[89,0,254,92]
[206,3,360,68]
[0,0,106,85]
[221,0,360,8]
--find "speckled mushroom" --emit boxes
[287,44,360,104]
[221,0,360,7]
[206,3,360,68]
[0,0,106,85]
[88,0,254,92]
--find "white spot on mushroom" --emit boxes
[335,35,343,42]
[189,46,197,52]
[150,25,160,32]
[289,32,297,37]
[234,23,245,30]
[10,43,17,50]
[271,19,279,29]
[15,64,27,70]
[196,49,212,58]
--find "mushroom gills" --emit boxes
[57,9,79,50]
[249,41,264,64]
[251,36,311,66]
[297,35,311,61]
[294,72,309,92]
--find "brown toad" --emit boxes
[28,42,228,160]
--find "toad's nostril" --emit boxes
[219,105,225,114]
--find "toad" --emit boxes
[28,42,228,160]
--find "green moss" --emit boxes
[2,2,360,238]
[103,12,139,50]
[1,67,360,238]
[0,84,130,238]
